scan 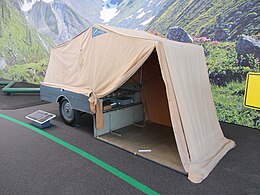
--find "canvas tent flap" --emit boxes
[155,42,191,173]
[188,137,235,183]
[162,40,235,182]
[42,24,235,183]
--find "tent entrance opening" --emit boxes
[94,51,185,173]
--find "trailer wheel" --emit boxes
[59,98,79,125]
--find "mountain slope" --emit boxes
[148,0,260,39]
[0,0,53,82]
[59,0,103,24]
[27,0,90,44]
[0,0,52,67]
[109,0,170,30]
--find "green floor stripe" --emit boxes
[0,114,159,195]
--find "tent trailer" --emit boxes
[40,24,235,183]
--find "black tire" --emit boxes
[59,98,79,125]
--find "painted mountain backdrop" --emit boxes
[0,0,259,129]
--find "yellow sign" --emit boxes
[244,72,260,110]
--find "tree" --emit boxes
[25,23,28,41]
[1,4,4,20]
[25,23,31,45]
[0,22,2,38]
[28,30,32,46]
[7,8,10,19]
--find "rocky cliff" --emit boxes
[59,0,102,24]
[9,0,260,44]
[27,0,90,44]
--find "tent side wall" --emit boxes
[161,40,236,183]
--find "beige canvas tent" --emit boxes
[42,24,235,183]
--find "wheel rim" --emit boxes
[61,101,74,122]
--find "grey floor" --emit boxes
[0,79,47,110]
[0,91,260,194]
